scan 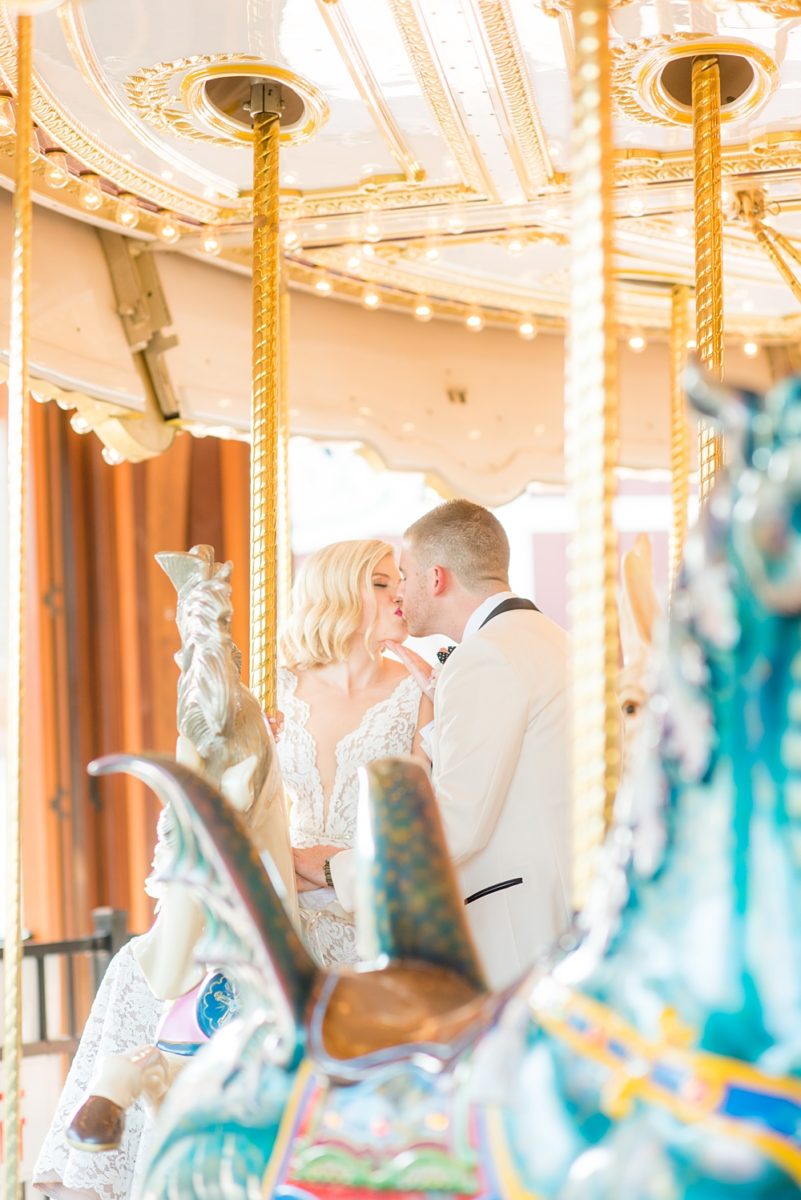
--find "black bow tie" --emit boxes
[436,645,457,664]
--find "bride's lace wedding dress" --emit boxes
[277,665,422,966]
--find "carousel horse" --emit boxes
[95,365,800,1198]
[66,545,296,1154]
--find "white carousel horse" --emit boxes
[63,545,296,1153]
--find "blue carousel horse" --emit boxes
[94,364,800,1197]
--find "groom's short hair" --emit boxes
[405,499,510,589]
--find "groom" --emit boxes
[335,499,572,987]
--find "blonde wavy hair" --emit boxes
[280,539,396,670]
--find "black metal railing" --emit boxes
[0,906,129,1058]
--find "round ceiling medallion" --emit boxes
[612,36,778,127]
[125,56,328,147]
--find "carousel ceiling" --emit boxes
[1,0,801,344]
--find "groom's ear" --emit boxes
[431,564,449,596]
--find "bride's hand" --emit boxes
[382,641,434,696]
[266,709,285,741]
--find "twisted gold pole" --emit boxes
[692,55,725,503]
[277,280,292,631]
[567,0,619,907]
[4,17,32,1199]
[250,99,281,716]
[669,286,691,599]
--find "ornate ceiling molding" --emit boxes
[473,0,560,195]
[314,0,425,182]
[612,34,779,129]
[385,0,497,199]
[0,9,228,223]
[58,2,236,200]
[543,0,634,11]
[124,55,329,147]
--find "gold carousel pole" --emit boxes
[277,280,292,630]
[567,0,619,907]
[4,15,32,1199]
[669,285,691,598]
[692,56,725,503]
[249,84,283,716]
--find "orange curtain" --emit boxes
[21,399,251,939]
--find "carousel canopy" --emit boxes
[0,1,794,495]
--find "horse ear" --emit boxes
[683,359,762,445]
[156,545,216,592]
[620,534,660,666]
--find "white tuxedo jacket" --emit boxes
[330,602,572,988]
[429,606,571,986]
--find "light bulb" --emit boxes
[79,173,104,212]
[448,212,465,235]
[69,413,91,434]
[116,193,139,229]
[201,226,221,254]
[686,337,697,351]
[544,204,561,222]
[156,211,181,244]
[466,312,484,331]
[362,288,380,308]
[0,95,14,136]
[628,332,647,352]
[346,248,362,270]
[414,300,433,322]
[282,225,300,249]
[315,277,332,294]
[743,340,759,357]
[424,242,439,261]
[507,234,525,257]
[43,148,69,189]
[101,446,125,466]
[363,219,381,243]
[518,318,536,340]
[627,194,645,217]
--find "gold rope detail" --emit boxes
[277,280,292,631]
[250,109,280,715]
[669,286,691,599]
[567,0,620,907]
[692,56,725,503]
[3,16,32,1200]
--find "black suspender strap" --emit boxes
[478,597,540,629]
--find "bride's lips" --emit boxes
[395,607,404,618]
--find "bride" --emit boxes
[278,538,432,966]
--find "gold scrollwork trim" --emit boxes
[735,1,801,16]
[543,0,633,10]
[125,55,328,147]
[385,0,497,198]
[0,9,231,223]
[614,131,801,185]
[473,0,557,193]
[612,35,778,128]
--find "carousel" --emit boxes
[1,1,800,1197]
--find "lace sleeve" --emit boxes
[32,940,165,1200]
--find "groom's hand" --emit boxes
[382,641,435,696]
[293,844,341,889]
